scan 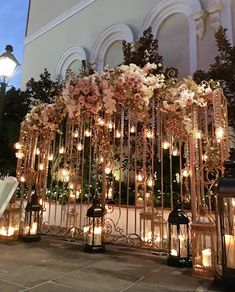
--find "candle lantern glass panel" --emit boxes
[167,202,192,267]
[23,193,42,242]
[0,203,20,240]
[216,161,235,285]
[191,205,216,279]
[84,198,105,252]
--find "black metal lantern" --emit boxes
[23,193,42,242]
[167,202,192,267]
[84,197,105,252]
[216,160,235,286]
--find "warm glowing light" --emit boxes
[20,175,26,182]
[69,183,74,189]
[172,148,179,156]
[107,121,113,130]
[99,156,104,163]
[48,154,54,161]
[0,227,15,237]
[15,151,24,159]
[61,169,68,177]
[105,165,112,174]
[195,130,202,139]
[171,249,178,256]
[146,129,153,139]
[162,141,170,149]
[36,148,40,155]
[107,187,113,199]
[97,118,105,126]
[137,173,144,182]
[115,130,121,138]
[215,127,225,141]
[73,131,79,138]
[39,198,43,205]
[38,163,44,171]
[232,200,235,207]
[30,222,38,235]
[83,225,89,234]
[84,129,92,137]
[130,125,136,133]
[202,153,208,161]
[182,167,190,177]
[14,142,21,150]
[147,176,154,187]
[77,143,84,151]
[59,147,65,154]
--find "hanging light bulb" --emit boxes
[59,146,65,154]
[130,125,136,133]
[99,156,104,163]
[194,130,202,139]
[16,151,24,159]
[35,148,40,155]
[146,129,153,139]
[14,142,21,150]
[215,127,225,142]
[172,148,180,156]
[20,175,26,183]
[162,141,170,149]
[61,168,68,177]
[147,176,154,187]
[38,163,44,171]
[84,129,92,137]
[181,167,190,177]
[73,131,79,138]
[202,153,208,161]
[97,117,105,126]
[115,130,121,138]
[77,143,84,151]
[105,165,112,174]
[107,121,113,130]
[136,172,144,182]
[48,154,54,161]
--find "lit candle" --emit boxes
[171,249,178,256]
[87,233,93,245]
[30,222,38,235]
[202,248,212,267]
[94,226,102,245]
[107,187,113,199]
[225,235,235,269]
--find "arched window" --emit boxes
[55,46,87,79]
[91,24,133,71]
[141,0,202,75]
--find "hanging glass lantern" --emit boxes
[0,202,20,241]
[167,202,192,267]
[23,192,42,242]
[84,197,105,252]
[215,160,235,286]
[191,204,216,279]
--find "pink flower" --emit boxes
[79,96,85,104]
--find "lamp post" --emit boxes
[0,45,20,140]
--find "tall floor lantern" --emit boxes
[216,160,235,286]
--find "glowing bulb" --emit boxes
[162,141,170,149]
[14,142,21,150]
[73,131,79,138]
[61,169,68,177]
[84,129,92,137]
[195,130,202,139]
[137,173,144,182]
[20,175,26,182]
[99,156,104,163]
[77,143,84,151]
[130,125,136,133]
[107,187,113,199]
[147,176,154,187]
[105,166,112,174]
[107,121,113,130]
[16,151,24,159]
[115,130,121,138]
[172,148,179,156]
[48,154,54,161]
[215,127,225,141]
[38,163,44,170]
[202,153,208,161]
[69,183,74,189]
[36,148,40,155]
[59,147,65,154]
[182,167,190,177]
[97,118,105,126]
[39,198,43,205]
[146,129,153,139]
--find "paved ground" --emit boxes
[0,237,222,291]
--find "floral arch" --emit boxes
[16,63,229,248]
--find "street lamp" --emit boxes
[0,45,20,140]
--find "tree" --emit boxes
[193,27,235,128]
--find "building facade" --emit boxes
[22,0,234,87]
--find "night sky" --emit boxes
[0,0,29,89]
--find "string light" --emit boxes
[59,147,65,154]
[115,130,121,138]
[73,131,79,138]
[136,173,144,182]
[14,142,21,150]
[48,154,54,161]
[172,148,180,156]
[215,127,225,142]
[35,148,40,155]
[16,151,24,159]
[182,167,190,177]
[162,141,170,149]
[147,176,154,187]
[77,143,84,151]
[38,163,44,171]
[130,125,136,133]
[84,129,92,137]
[146,129,153,139]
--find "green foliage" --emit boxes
[193,27,235,129]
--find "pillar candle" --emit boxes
[225,235,235,269]
[202,248,212,267]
